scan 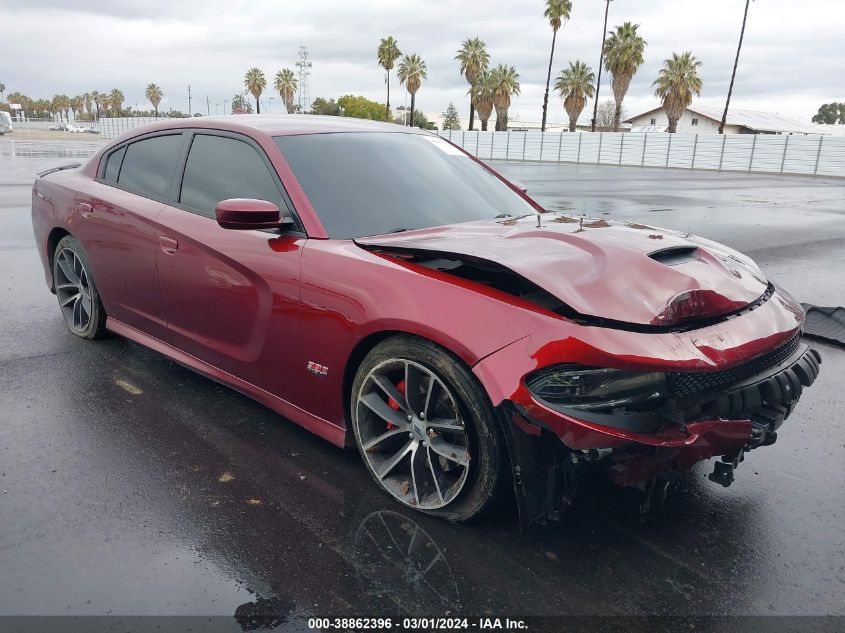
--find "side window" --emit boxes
[179,134,283,218]
[117,134,183,200]
[103,146,126,183]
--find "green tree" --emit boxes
[455,37,489,131]
[720,0,754,133]
[377,36,402,121]
[554,60,595,132]
[469,71,495,131]
[108,89,124,117]
[541,0,572,132]
[145,83,163,118]
[441,102,461,130]
[411,110,433,129]
[244,68,266,113]
[653,52,703,133]
[489,64,520,131]
[0,83,5,102]
[337,95,388,120]
[311,97,341,116]
[811,103,844,125]
[398,54,427,127]
[603,22,647,131]
[231,93,254,114]
[273,69,298,113]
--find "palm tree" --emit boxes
[145,83,163,118]
[554,61,595,132]
[455,37,489,131]
[90,91,102,120]
[541,0,572,132]
[82,93,92,119]
[69,96,83,120]
[603,22,647,131]
[720,0,753,134]
[377,37,402,121]
[244,68,267,114]
[489,64,520,131]
[653,52,703,133]
[0,83,5,102]
[273,69,298,113]
[469,71,495,131]
[397,53,427,128]
[109,89,124,117]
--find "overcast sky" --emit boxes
[1,0,840,123]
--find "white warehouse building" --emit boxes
[625,105,821,135]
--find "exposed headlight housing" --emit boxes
[525,365,669,412]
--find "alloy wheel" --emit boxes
[356,359,471,510]
[55,247,94,334]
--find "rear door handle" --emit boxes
[159,236,179,254]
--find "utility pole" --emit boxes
[296,44,312,112]
[206,95,210,116]
[591,0,614,132]
[187,85,192,116]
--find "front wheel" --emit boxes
[351,335,509,522]
[53,235,107,339]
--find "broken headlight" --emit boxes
[525,365,669,411]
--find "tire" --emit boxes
[351,334,510,522]
[53,235,107,339]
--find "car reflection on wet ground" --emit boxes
[1,145,843,626]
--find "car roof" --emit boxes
[121,114,427,137]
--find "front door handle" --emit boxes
[159,236,179,254]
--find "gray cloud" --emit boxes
[1,0,840,121]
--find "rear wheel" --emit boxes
[53,235,107,339]
[351,335,509,522]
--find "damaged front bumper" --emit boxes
[493,340,822,528]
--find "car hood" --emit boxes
[355,215,770,328]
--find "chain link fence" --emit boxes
[436,129,845,178]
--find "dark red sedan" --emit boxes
[31,115,821,525]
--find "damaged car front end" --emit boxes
[358,216,822,527]
[474,287,822,526]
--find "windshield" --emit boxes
[275,132,537,239]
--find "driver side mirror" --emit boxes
[215,198,291,230]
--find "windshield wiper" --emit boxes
[495,213,535,222]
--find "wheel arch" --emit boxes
[46,227,72,292]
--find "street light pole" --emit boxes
[591,0,613,132]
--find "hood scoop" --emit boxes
[649,246,699,266]
[356,217,770,331]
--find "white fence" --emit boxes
[11,117,178,140]
[436,129,845,178]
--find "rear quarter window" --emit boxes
[102,146,126,182]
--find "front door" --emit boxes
[154,131,305,393]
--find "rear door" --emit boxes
[74,132,186,339]
[154,130,305,393]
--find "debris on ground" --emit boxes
[399,480,411,495]
[245,498,262,506]
[114,379,143,395]
[802,305,845,347]
[218,472,234,483]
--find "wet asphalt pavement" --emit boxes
[1,144,844,628]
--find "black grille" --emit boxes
[669,332,802,398]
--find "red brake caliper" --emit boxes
[386,380,406,430]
